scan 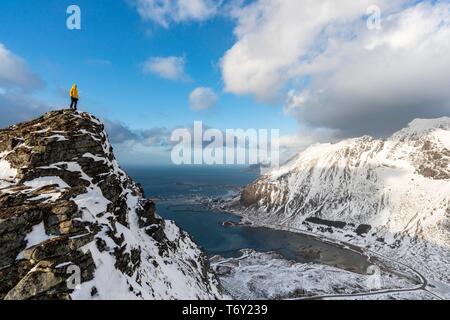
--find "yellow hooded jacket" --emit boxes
[70,85,79,99]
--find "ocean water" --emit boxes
[125,165,257,200]
[125,165,370,272]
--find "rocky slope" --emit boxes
[0,110,224,300]
[238,118,450,247]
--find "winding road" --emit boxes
[252,222,443,300]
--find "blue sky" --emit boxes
[0,0,448,165]
[0,0,296,132]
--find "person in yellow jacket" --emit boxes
[69,84,79,110]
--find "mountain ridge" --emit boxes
[238,116,450,246]
[0,109,224,300]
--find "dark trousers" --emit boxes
[70,98,78,110]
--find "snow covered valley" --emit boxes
[204,117,450,300]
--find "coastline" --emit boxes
[201,194,449,300]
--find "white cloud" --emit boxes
[221,0,382,101]
[103,119,140,144]
[277,127,340,163]
[285,2,450,136]
[279,129,338,151]
[142,56,190,81]
[133,0,220,28]
[189,87,218,110]
[221,0,450,137]
[0,43,44,92]
[0,92,50,128]
[0,43,49,128]
[141,127,171,146]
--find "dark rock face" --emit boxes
[416,140,450,180]
[304,217,347,229]
[0,110,223,300]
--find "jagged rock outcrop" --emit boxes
[238,118,450,246]
[0,110,224,300]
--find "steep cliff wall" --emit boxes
[239,118,450,246]
[0,110,224,300]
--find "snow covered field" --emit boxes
[211,249,418,300]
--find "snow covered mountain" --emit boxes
[239,117,450,247]
[0,110,224,300]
